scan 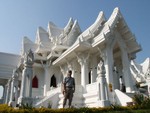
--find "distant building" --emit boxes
[0,7,149,108]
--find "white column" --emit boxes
[9,70,19,107]
[97,60,110,107]
[20,67,33,98]
[104,47,114,90]
[77,53,89,92]
[122,49,134,92]
[9,77,15,106]
[91,56,97,83]
[20,69,26,98]
[5,79,11,104]
[28,69,33,97]
[18,49,34,106]
[43,65,50,96]
[4,85,8,103]
[14,84,19,105]
[2,85,7,103]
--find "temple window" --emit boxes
[32,75,38,88]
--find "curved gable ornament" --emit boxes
[106,7,122,28]
[63,18,74,35]
[66,20,81,46]
[78,11,106,42]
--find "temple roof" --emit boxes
[53,7,141,65]
[92,7,141,52]
[20,7,141,66]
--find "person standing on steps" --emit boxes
[119,76,126,92]
[62,70,75,108]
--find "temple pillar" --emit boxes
[14,85,19,105]
[19,68,26,98]
[90,56,97,83]
[122,48,134,92]
[18,49,34,106]
[77,53,89,92]
[43,61,51,96]
[9,69,18,107]
[104,47,114,91]
[97,60,110,107]
[9,78,15,106]
[2,85,7,103]
[5,79,11,104]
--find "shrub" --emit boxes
[132,93,150,109]
[0,104,150,113]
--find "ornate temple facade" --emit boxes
[0,7,150,108]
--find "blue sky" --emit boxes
[0,0,150,63]
[0,0,150,97]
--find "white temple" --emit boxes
[0,7,150,108]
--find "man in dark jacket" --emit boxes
[62,70,75,108]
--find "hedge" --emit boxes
[0,104,150,113]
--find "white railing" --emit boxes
[46,87,61,96]
[33,87,61,108]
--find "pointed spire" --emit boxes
[64,18,74,34]
[38,26,48,33]
[48,21,56,27]
[23,36,33,44]
[72,19,81,33]
[35,26,49,44]
[96,11,106,25]
[21,36,34,56]
[47,21,57,37]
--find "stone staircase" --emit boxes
[83,91,98,107]
[58,85,83,108]
[58,93,83,108]
[82,82,99,108]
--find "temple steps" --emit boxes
[83,91,98,107]
[58,93,83,108]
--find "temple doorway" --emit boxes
[88,71,91,84]
[50,75,56,87]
